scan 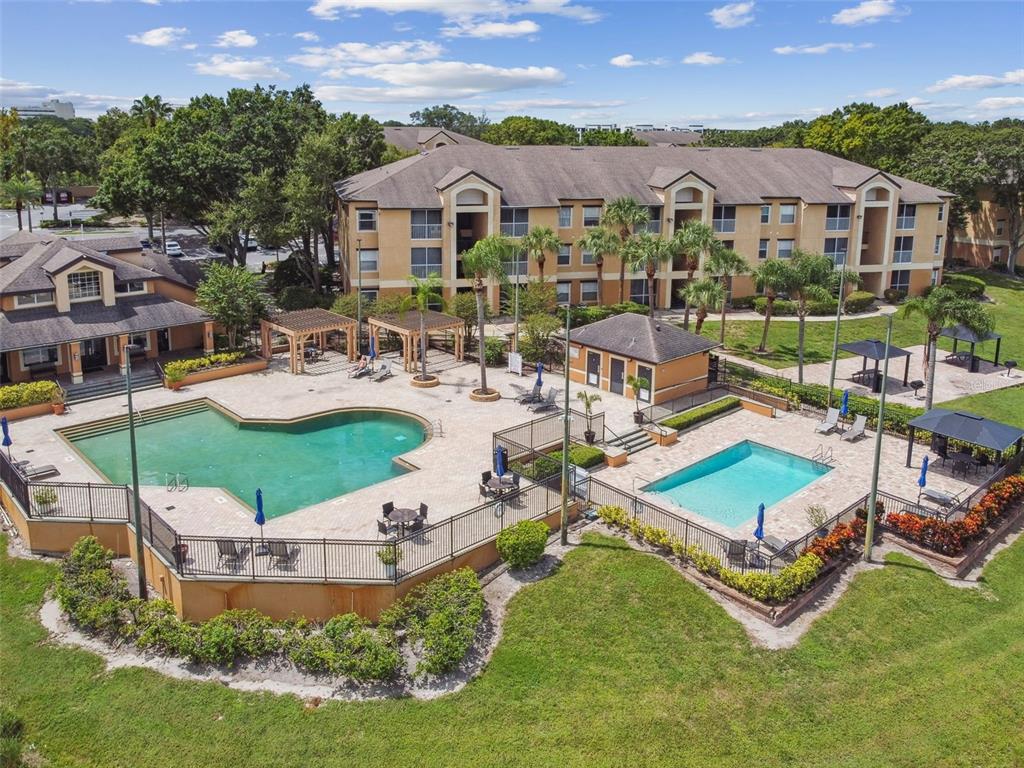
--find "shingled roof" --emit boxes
[335,145,952,209]
[567,312,719,364]
[632,129,703,147]
[0,237,159,295]
[383,126,485,152]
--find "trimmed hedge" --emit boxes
[556,301,650,327]
[883,288,906,304]
[729,295,756,309]
[511,444,606,480]
[843,290,876,313]
[660,397,740,431]
[943,273,986,299]
[496,520,549,568]
[163,351,246,380]
[0,380,60,409]
[753,297,797,316]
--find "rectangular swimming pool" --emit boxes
[642,441,830,528]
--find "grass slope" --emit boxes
[3,532,1024,767]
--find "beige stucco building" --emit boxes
[952,186,1023,270]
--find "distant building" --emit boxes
[630,127,703,147]
[16,100,76,120]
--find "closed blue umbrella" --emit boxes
[535,362,543,387]
[918,455,929,488]
[1,416,11,459]
[254,488,267,553]
[368,336,377,360]
[494,445,506,477]
[840,389,850,418]
[753,502,765,540]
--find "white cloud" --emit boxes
[307,0,600,23]
[683,51,726,66]
[832,0,908,26]
[215,29,258,48]
[773,42,874,55]
[127,26,188,47]
[139,0,161,5]
[294,31,320,41]
[288,40,443,69]
[182,43,198,50]
[976,96,1024,111]
[441,19,540,38]
[610,53,668,68]
[193,55,287,81]
[343,60,564,95]
[926,69,1024,92]
[0,77,186,118]
[487,97,626,110]
[393,22,413,32]
[865,87,898,98]
[708,2,754,29]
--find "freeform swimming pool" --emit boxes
[64,402,427,517]
[643,440,830,528]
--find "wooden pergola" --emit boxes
[368,310,465,373]
[260,308,357,374]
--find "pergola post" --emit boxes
[905,425,915,467]
[994,337,1001,366]
[903,354,910,386]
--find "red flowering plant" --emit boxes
[802,521,859,563]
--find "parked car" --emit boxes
[139,238,151,249]
[163,240,183,257]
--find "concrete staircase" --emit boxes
[605,426,655,455]
[64,368,164,404]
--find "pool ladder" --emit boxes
[810,444,833,466]
[165,472,189,492]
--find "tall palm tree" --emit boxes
[671,220,718,330]
[704,243,748,346]
[401,272,445,382]
[575,228,620,303]
[901,285,994,409]
[601,197,650,302]
[130,95,173,128]
[1,175,43,231]
[682,278,725,335]
[520,225,560,282]
[622,232,673,310]
[753,259,797,353]
[788,250,836,384]
[462,235,513,395]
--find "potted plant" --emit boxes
[165,367,185,391]
[805,503,829,538]
[50,391,66,415]
[576,391,602,444]
[377,545,403,579]
[33,487,58,513]
[626,374,649,424]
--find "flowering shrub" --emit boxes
[0,380,61,409]
[163,351,246,380]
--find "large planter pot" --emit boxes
[470,388,501,402]
[50,402,66,415]
[0,402,54,422]
[633,411,645,425]
[168,380,184,391]
[164,358,268,389]
[410,374,440,389]
[584,429,596,444]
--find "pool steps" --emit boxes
[60,400,210,441]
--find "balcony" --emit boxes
[825,217,851,231]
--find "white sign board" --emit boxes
[507,351,523,376]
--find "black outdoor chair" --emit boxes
[481,470,492,484]
[722,539,750,569]
[409,518,424,534]
[268,540,299,570]
[216,539,242,568]
[973,451,990,475]
[382,501,394,517]
[512,472,521,488]
[377,519,396,538]
[418,503,428,520]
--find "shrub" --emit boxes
[277,285,332,311]
[556,301,649,327]
[55,537,133,635]
[186,609,279,667]
[0,380,60,409]
[661,397,740,431]
[729,295,756,309]
[753,297,797,316]
[321,614,401,680]
[32,487,58,506]
[483,336,505,366]
[842,290,876,313]
[163,351,246,380]
[496,520,549,568]
[596,504,630,528]
[882,287,906,304]
[513,444,606,480]
[807,297,838,316]
[943,273,986,299]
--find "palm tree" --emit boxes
[130,95,173,128]
[704,243,748,346]
[752,259,797,353]
[682,279,725,336]
[462,234,514,395]
[1,175,43,231]
[401,272,445,382]
[575,228,620,303]
[622,232,673,310]
[520,225,560,282]
[671,220,718,330]
[601,197,650,302]
[788,250,836,384]
[901,285,994,409]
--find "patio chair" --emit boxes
[371,360,393,382]
[408,518,424,534]
[17,463,60,480]
[481,471,492,484]
[517,384,542,404]
[760,535,797,563]
[722,539,750,568]
[382,501,394,517]
[973,451,990,475]
[378,519,396,538]
[512,472,521,488]
[349,357,371,378]
[418,503,428,520]
[840,414,867,442]
[815,407,840,434]
[267,540,299,570]
[920,487,965,508]
[527,389,558,414]
[216,539,242,568]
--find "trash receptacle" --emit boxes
[969,355,980,373]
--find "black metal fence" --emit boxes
[639,384,728,424]
[493,408,603,461]
[1,450,130,522]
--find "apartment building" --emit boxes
[952,186,1023,270]
[334,145,952,310]
[383,126,484,153]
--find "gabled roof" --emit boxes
[647,166,716,190]
[383,126,486,152]
[0,230,51,261]
[434,165,502,192]
[0,236,160,295]
[66,234,142,253]
[567,312,719,364]
[908,409,1024,452]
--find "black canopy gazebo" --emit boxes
[905,408,1024,467]
[939,324,1002,373]
[839,339,912,393]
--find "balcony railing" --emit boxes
[826,217,851,231]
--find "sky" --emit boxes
[1,0,1022,128]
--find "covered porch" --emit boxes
[368,310,465,374]
[838,338,912,394]
[939,324,1003,373]
[259,308,357,375]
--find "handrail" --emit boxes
[49,374,66,401]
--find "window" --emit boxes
[758,239,769,259]
[21,346,58,367]
[504,249,528,277]
[721,240,734,250]
[996,219,1006,236]
[15,290,54,306]
[993,247,1005,264]
[557,244,571,266]
[777,239,794,259]
[890,270,910,291]
[358,248,379,272]
[583,206,602,227]
[937,205,944,222]
[555,281,571,304]
[779,204,797,225]
[558,206,572,228]
[931,268,940,286]
[934,236,943,256]
[410,209,442,240]
[68,270,101,300]
[896,203,916,230]
[826,204,851,231]
[824,237,848,266]
[893,236,914,263]
[128,332,149,351]
[500,207,529,237]
[356,209,377,232]
[412,286,442,311]
[581,248,595,265]
[115,280,145,294]
[359,289,378,303]
[410,247,442,278]
[760,204,771,224]
[712,205,736,233]
[629,278,649,305]
[580,280,599,303]
[641,206,662,234]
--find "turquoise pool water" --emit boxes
[67,405,426,517]
[643,441,830,527]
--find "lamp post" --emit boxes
[826,254,848,409]
[356,237,363,356]
[864,309,894,562]
[560,306,571,545]
[124,343,148,598]
[512,250,521,354]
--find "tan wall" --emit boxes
[568,342,710,405]
[0,486,132,557]
[150,279,198,305]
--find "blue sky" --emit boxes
[1,0,1022,127]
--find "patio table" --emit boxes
[387,506,419,534]
[486,476,517,494]
[950,451,974,478]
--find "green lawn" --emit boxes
[3,531,1024,767]
[943,385,1024,429]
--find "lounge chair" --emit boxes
[371,360,393,382]
[722,539,750,568]
[760,535,797,563]
[17,463,60,480]
[517,384,542,404]
[267,540,299,570]
[840,414,867,442]
[527,389,558,413]
[349,357,371,378]
[815,407,840,434]
[216,539,242,568]
[920,487,965,508]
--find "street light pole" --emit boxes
[864,310,894,562]
[356,238,363,356]
[124,343,148,598]
[826,262,847,409]
[560,306,571,546]
[513,251,520,354]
